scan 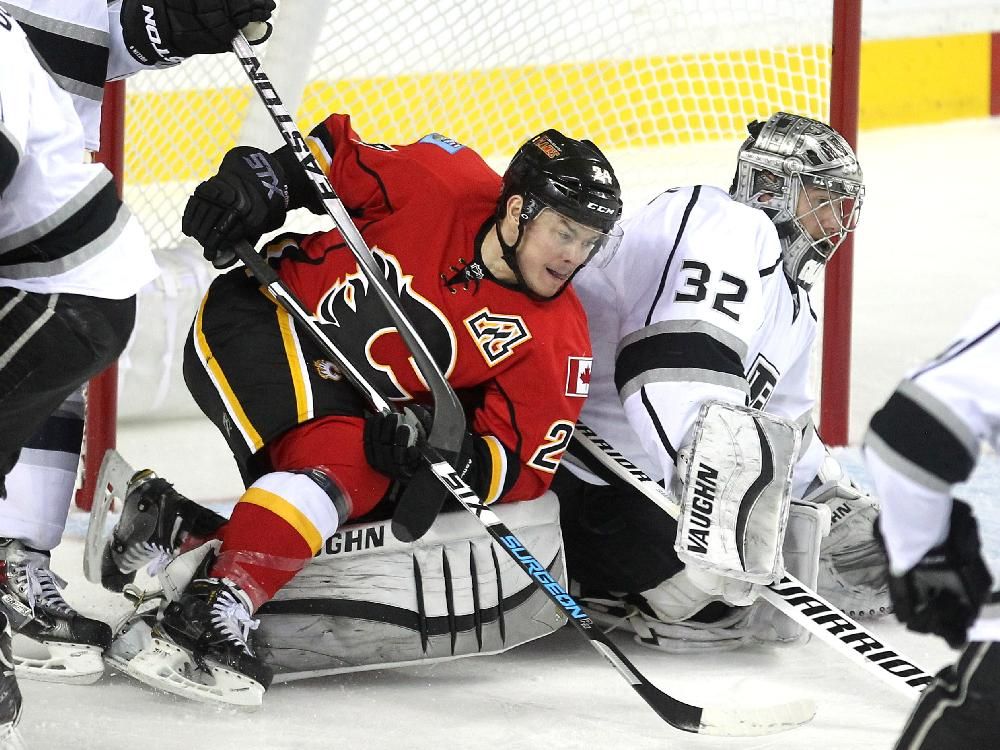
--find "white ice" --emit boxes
[20,117,1000,749]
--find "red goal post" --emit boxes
[79,0,862,509]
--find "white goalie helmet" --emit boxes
[730,112,864,290]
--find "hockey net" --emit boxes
[82,0,855,506]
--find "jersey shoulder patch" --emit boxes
[418,132,466,154]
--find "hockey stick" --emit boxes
[230,32,463,542]
[227,239,813,736]
[570,421,935,698]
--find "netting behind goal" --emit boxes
[109,0,846,425]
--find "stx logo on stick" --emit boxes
[237,54,335,202]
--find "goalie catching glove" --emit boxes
[182,146,291,268]
[121,0,275,65]
[879,499,992,648]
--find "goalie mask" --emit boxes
[496,129,624,295]
[730,112,864,290]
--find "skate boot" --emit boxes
[0,539,111,684]
[0,612,23,749]
[126,577,272,707]
[101,469,226,592]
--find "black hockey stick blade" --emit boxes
[390,462,451,542]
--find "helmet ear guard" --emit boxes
[730,112,865,290]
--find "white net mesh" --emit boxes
[116,0,838,420]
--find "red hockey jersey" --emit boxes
[273,115,592,503]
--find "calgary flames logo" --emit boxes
[316,249,456,400]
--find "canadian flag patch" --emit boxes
[565,357,593,397]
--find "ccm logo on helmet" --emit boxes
[587,203,615,214]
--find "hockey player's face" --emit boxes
[795,184,858,245]
[519,209,601,297]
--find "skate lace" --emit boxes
[118,542,173,577]
[11,557,73,617]
[211,589,260,653]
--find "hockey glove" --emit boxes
[364,406,434,481]
[182,146,289,268]
[121,0,275,65]
[880,499,993,648]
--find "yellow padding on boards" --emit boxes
[123,44,830,185]
[860,33,990,128]
[241,486,324,554]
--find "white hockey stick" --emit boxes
[229,32,462,542]
[570,421,935,698]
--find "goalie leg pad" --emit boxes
[674,401,800,584]
[252,492,566,681]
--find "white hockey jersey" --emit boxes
[864,293,1000,639]
[864,294,1000,566]
[0,3,156,297]
[567,185,824,494]
[0,0,160,149]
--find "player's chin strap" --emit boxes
[570,421,935,699]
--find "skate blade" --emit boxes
[103,614,155,674]
[126,637,264,708]
[83,449,137,585]
[12,636,104,685]
[0,724,26,750]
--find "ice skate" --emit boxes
[100,468,226,593]
[126,577,272,707]
[0,612,23,750]
[0,539,110,684]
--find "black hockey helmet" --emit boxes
[498,129,623,236]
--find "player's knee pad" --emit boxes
[251,492,566,681]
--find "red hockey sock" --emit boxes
[210,501,314,610]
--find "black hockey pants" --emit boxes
[0,288,135,492]
[552,466,684,593]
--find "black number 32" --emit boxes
[674,260,748,321]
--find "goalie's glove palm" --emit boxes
[882,499,993,648]
[364,406,434,481]
[183,147,288,268]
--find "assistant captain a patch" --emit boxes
[565,356,593,397]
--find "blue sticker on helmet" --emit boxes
[419,132,466,154]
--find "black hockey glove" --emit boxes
[121,0,275,65]
[364,406,434,481]
[182,146,289,268]
[880,499,993,649]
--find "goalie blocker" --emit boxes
[674,401,800,590]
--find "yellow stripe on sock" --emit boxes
[240,487,324,554]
